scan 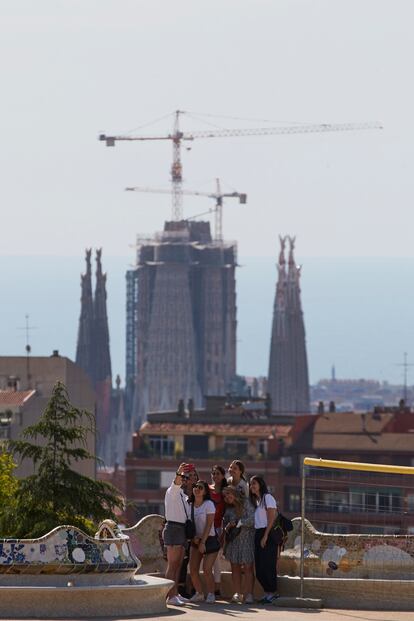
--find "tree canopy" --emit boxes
[0,446,18,535]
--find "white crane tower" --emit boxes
[125,178,246,242]
[99,110,382,222]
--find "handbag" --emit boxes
[204,534,221,555]
[181,495,196,540]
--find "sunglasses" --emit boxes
[180,474,190,480]
[194,484,205,490]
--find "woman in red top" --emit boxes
[209,465,227,595]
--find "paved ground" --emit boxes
[15,600,414,621]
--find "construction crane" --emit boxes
[99,110,382,221]
[125,178,247,242]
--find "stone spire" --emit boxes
[75,249,95,382]
[93,248,112,382]
[268,236,310,414]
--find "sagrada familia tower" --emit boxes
[76,249,126,465]
[126,219,237,426]
[268,236,310,415]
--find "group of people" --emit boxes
[163,460,280,607]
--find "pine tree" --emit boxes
[7,381,123,538]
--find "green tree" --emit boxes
[7,381,123,538]
[0,444,18,535]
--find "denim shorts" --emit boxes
[163,521,186,546]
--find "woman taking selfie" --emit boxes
[222,485,255,604]
[189,480,220,604]
[163,463,193,606]
[249,475,279,604]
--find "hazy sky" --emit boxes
[2,1,414,388]
[1,0,412,260]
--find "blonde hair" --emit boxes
[224,485,244,519]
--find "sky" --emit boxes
[1,0,412,259]
[1,1,414,386]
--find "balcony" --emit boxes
[129,447,272,461]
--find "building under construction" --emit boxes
[126,219,237,425]
[268,236,310,415]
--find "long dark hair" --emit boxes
[249,475,269,505]
[211,464,227,490]
[189,479,212,504]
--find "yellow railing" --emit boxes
[303,457,414,476]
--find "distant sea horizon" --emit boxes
[1,254,413,387]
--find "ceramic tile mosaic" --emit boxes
[0,525,140,574]
[122,514,166,574]
[280,517,414,580]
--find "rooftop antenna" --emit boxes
[17,314,37,389]
[395,352,414,404]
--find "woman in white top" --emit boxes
[163,463,192,606]
[188,480,220,604]
[249,475,279,604]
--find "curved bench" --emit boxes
[0,523,172,618]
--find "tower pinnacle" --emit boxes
[76,249,95,383]
[268,236,310,415]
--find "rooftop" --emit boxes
[140,421,291,438]
[0,389,36,407]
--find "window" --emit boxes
[350,488,402,514]
[148,435,174,457]
[0,426,10,440]
[285,488,300,513]
[350,491,363,512]
[133,503,164,520]
[184,435,208,457]
[321,523,349,534]
[407,494,414,512]
[256,439,267,456]
[224,437,248,456]
[135,470,160,490]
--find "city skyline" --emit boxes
[1,1,414,394]
[1,253,414,389]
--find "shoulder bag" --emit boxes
[180,494,196,540]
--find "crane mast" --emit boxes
[100,111,381,221]
[171,110,184,221]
